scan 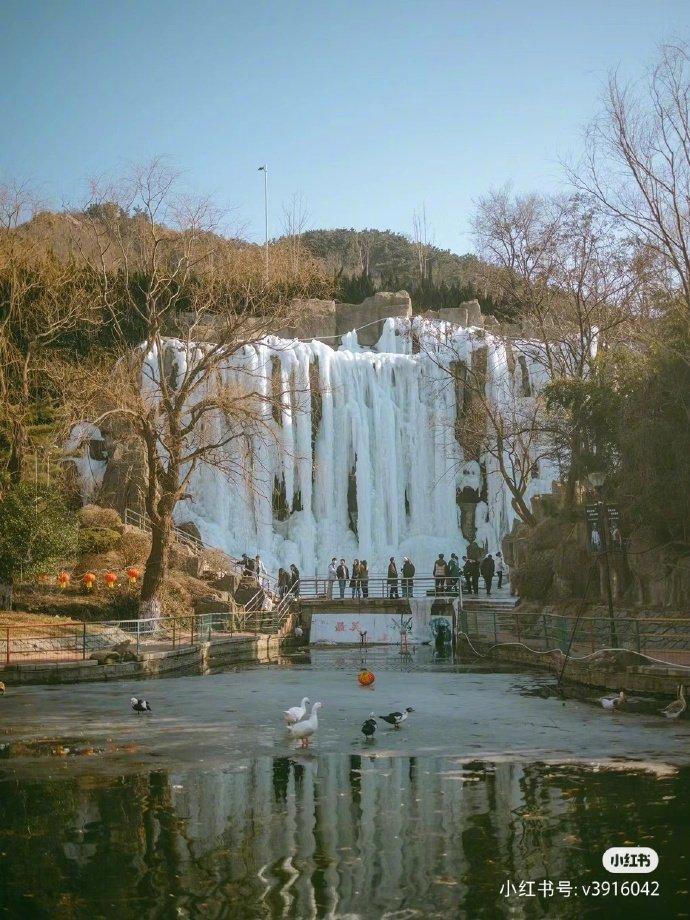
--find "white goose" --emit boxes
[287,701,322,748]
[599,691,627,711]
[284,696,310,725]
[661,685,686,720]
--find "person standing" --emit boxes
[495,552,506,589]
[255,555,268,590]
[433,553,448,595]
[462,556,472,595]
[447,553,460,595]
[350,559,361,598]
[277,567,288,598]
[387,557,399,598]
[401,557,415,597]
[336,558,350,599]
[327,557,337,598]
[480,553,495,596]
[360,560,369,598]
[469,557,480,596]
[289,563,300,597]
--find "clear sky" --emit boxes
[2,0,689,252]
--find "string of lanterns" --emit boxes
[54,569,141,591]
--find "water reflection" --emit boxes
[0,756,687,918]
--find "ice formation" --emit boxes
[138,317,558,576]
[64,422,107,501]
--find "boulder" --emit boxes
[176,520,203,544]
[90,649,121,665]
[111,640,139,661]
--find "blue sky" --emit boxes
[1,0,688,251]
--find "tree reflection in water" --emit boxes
[0,756,688,918]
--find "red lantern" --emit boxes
[104,572,118,590]
[126,567,140,586]
[57,571,71,590]
[82,572,96,591]
[358,668,376,687]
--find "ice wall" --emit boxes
[158,318,556,576]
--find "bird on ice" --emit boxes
[660,684,686,720]
[598,691,626,711]
[379,707,414,729]
[284,696,310,725]
[287,701,322,747]
[361,713,377,741]
[131,697,152,714]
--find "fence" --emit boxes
[461,608,690,669]
[0,606,294,666]
[296,574,465,601]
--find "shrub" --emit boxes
[117,530,151,565]
[0,484,77,583]
[77,504,123,533]
[78,526,122,556]
[513,550,554,601]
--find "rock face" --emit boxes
[335,291,413,345]
[98,422,148,517]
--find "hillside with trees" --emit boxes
[296,227,507,317]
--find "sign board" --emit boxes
[310,604,454,645]
[584,502,623,553]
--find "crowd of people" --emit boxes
[324,551,507,599]
[240,549,507,600]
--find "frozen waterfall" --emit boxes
[161,319,557,576]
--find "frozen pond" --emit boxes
[1,648,688,917]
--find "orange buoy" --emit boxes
[358,668,375,687]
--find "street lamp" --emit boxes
[587,471,618,647]
[258,164,268,279]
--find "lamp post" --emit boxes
[587,471,618,647]
[258,164,268,279]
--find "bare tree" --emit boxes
[572,42,690,314]
[71,161,328,617]
[281,192,310,276]
[471,189,638,507]
[412,204,434,284]
[0,182,96,488]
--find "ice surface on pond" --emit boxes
[144,319,558,576]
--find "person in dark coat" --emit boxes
[480,553,495,596]
[401,557,415,597]
[277,567,288,598]
[387,557,399,598]
[447,553,460,595]
[433,554,448,595]
[336,559,350,599]
[359,560,369,598]
[289,563,300,597]
[469,557,480,595]
[462,556,472,594]
[350,559,361,598]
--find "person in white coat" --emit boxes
[327,557,337,597]
[495,552,507,589]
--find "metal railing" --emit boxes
[123,508,246,575]
[0,607,295,666]
[296,574,466,601]
[461,609,690,669]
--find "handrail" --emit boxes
[123,508,245,573]
[295,574,468,599]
